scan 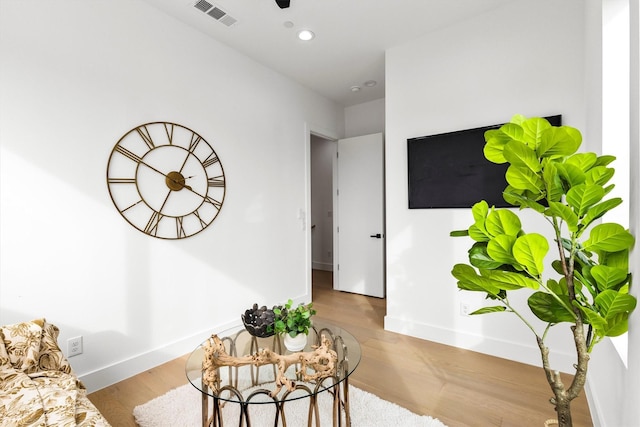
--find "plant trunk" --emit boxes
[537,326,589,427]
[554,398,573,427]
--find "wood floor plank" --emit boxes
[88,270,592,426]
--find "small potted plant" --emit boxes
[273,299,316,351]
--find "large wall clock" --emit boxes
[106,122,226,239]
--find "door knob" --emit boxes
[370,233,382,238]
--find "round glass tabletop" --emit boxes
[185,320,361,404]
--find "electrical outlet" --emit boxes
[68,336,83,357]
[460,303,471,316]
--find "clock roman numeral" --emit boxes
[121,199,143,213]
[136,125,155,150]
[144,211,164,236]
[164,123,174,145]
[204,196,222,210]
[108,177,136,184]
[188,133,202,153]
[193,210,209,229]
[208,176,225,188]
[202,153,219,169]
[115,145,143,164]
[176,216,186,238]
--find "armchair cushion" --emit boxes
[0,318,110,426]
[0,318,43,371]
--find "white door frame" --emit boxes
[304,123,340,295]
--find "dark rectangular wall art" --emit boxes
[407,115,562,209]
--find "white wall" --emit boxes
[583,3,637,426]
[385,0,640,425]
[0,0,344,392]
[344,98,385,138]
[586,2,640,426]
[625,3,640,425]
[385,0,588,373]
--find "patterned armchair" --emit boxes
[0,318,110,426]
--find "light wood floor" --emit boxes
[88,270,592,426]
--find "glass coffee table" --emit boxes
[185,320,361,427]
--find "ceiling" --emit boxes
[141,0,516,107]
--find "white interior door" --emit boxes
[335,133,384,298]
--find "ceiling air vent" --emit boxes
[193,1,237,27]
[194,0,213,13]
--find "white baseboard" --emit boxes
[584,374,602,427]
[79,319,242,393]
[384,314,576,374]
[312,262,333,271]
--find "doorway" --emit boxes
[309,131,386,299]
[310,134,336,280]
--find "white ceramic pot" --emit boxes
[283,333,308,352]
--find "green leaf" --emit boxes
[512,233,549,276]
[484,130,513,164]
[595,290,637,318]
[551,261,564,275]
[471,306,507,315]
[601,249,629,270]
[585,166,615,186]
[566,184,605,217]
[575,304,608,330]
[470,201,490,239]
[469,224,491,242]
[451,264,501,295]
[555,163,586,189]
[500,122,526,142]
[468,243,503,269]
[506,165,545,193]
[580,198,623,230]
[603,314,629,337]
[594,154,616,167]
[485,210,521,237]
[547,278,568,296]
[486,235,517,265]
[483,269,539,290]
[591,265,629,291]
[537,126,582,158]
[472,200,489,223]
[547,201,579,232]
[565,152,597,172]
[542,162,564,202]
[584,223,635,253]
[521,117,553,149]
[503,140,541,172]
[509,114,527,125]
[528,292,576,323]
[502,188,546,212]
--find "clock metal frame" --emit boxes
[106,122,226,239]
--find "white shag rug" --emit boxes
[133,382,447,427]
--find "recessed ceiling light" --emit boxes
[350,86,361,92]
[283,21,294,29]
[297,29,315,41]
[364,80,377,87]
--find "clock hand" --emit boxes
[137,160,192,192]
[137,158,172,180]
[136,155,211,200]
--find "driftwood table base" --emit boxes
[188,325,358,427]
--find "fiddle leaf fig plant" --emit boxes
[450,115,636,427]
